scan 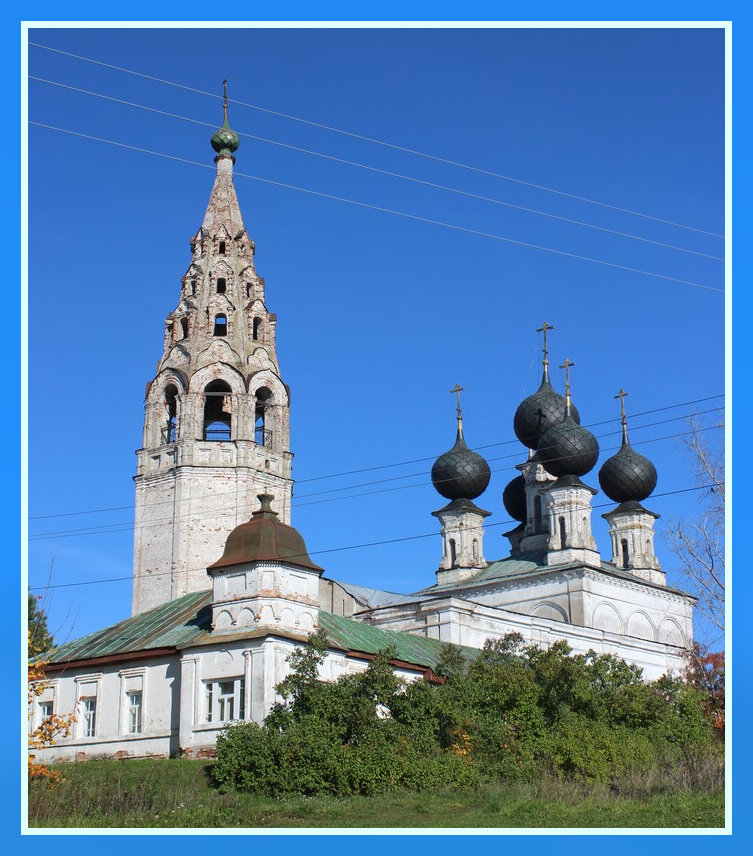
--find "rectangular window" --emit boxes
[127,691,142,734]
[39,700,53,721]
[82,697,97,738]
[204,678,245,724]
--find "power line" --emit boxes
[29,394,725,521]
[28,420,725,541]
[29,76,724,263]
[29,41,725,240]
[27,481,719,591]
[29,122,725,295]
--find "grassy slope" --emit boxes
[28,759,724,829]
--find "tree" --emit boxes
[28,592,53,657]
[664,417,725,633]
[28,631,76,784]
[684,643,725,736]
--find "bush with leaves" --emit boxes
[213,631,715,795]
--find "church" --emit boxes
[34,95,695,762]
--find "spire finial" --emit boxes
[560,358,575,410]
[615,388,630,444]
[222,79,229,124]
[537,321,554,381]
[537,321,554,366]
[450,383,465,435]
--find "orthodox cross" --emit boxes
[560,358,575,404]
[222,79,229,122]
[537,321,555,366]
[450,383,465,431]
[615,388,629,442]
[614,388,629,424]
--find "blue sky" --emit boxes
[26,25,725,649]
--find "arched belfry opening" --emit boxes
[203,380,232,441]
[255,386,273,447]
[252,317,262,341]
[214,314,227,336]
[163,384,178,444]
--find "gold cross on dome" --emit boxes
[537,321,555,365]
[559,358,575,397]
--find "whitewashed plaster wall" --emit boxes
[367,596,689,681]
[34,656,179,763]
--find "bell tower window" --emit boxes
[217,278,226,294]
[559,516,566,549]
[203,380,232,441]
[621,538,630,568]
[214,314,227,336]
[218,241,226,255]
[254,387,273,446]
[180,318,189,339]
[163,384,178,444]
[449,538,457,567]
[252,317,262,340]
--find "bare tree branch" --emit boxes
[662,418,725,633]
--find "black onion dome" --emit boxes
[599,435,657,503]
[537,407,599,478]
[514,370,581,450]
[431,428,491,501]
[502,475,527,522]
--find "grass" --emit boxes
[28,758,724,829]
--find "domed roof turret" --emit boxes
[514,367,581,449]
[208,494,323,573]
[598,390,657,503]
[502,474,527,522]
[513,321,580,449]
[431,387,491,501]
[537,360,599,478]
[210,80,240,155]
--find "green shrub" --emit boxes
[212,632,719,796]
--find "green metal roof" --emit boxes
[319,611,478,671]
[45,590,476,673]
[47,590,211,664]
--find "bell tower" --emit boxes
[132,84,293,615]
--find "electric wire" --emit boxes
[29,394,725,521]
[28,419,725,541]
[27,481,719,591]
[28,122,725,295]
[29,41,725,239]
[29,76,724,263]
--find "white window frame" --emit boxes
[81,697,97,738]
[204,677,245,725]
[30,680,57,732]
[126,690,142,735]
[118,668,147,737]
[74,673,102,741]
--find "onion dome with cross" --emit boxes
[537,359,599,478]
[210,80,241,155]
[431,385,491,501]
[514,322,580,450]
[598,390,658,503]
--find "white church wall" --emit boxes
[35,636,431,762]
[36,656,180,763]
[367,596,688,680]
